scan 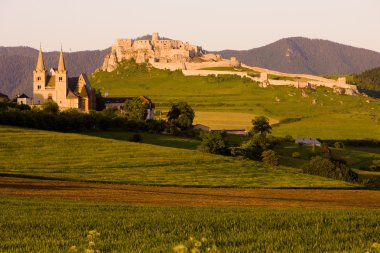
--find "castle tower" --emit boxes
[33,47,47,104]
[152,32,159,47]
[55,47,68,107]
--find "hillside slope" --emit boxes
[0,47,108,97]
[217,37,380,75]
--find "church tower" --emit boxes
[33,47,47,104]
[55,47,68,107]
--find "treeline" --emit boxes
[0,100,164,133]
[352,67,380,95]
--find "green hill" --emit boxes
[90,60,380,140]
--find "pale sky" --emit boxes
[1,0,379,52]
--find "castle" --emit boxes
[102,32,240,72]
[32,47,96,112]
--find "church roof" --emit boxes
[58,47,66,72]
[46,76,56,88]
[35,47,45,71]
[17,93,29,98]
[67,89,80,99]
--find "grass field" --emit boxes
[89,60,380,140]
[0,126,358,188]
[1,197,380,252]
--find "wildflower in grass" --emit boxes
[69,245,77,252]
[173,243,187,253]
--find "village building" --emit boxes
[104,96,155,120]
[193,124,210,132]
[32,47,96,112]
[16,94,31,105]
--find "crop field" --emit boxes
[0,126,356,188]
[1,197,380,252]
[90,61,380,140]
[193,111,278,130]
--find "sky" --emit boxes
[1,0,380,52]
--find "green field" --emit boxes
[0,126,358,188]
[89,60,380,140]
[1,197,379,252]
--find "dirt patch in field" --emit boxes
[0,177,379,209]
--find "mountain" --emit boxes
[0,47,109,97]
[2,37,380,97]
[216,37,380,76]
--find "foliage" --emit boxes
[249,116,272,136]
[302,156,358,182]
[173,236,218,253]
[167,102,194,130]
[146,119,166,133]
[334,142,345,149]
[199,131,229,155]
[41,101,59,114]
[262,150,279,166]
[124,97,148,121]
[1,197,380,252]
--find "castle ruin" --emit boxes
[102,32,240,72]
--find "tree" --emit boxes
[167,102,194,130]
[94,89,105,111]
[249,116,271,136]
[199,131,229,155]
[41,101,59,114]
[124,98,147,121]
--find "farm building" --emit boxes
[295,138,321,146]
[104,96,155,120]
[16,94,31,105]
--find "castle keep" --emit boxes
[32,47,96,112]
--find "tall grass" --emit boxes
[1,197,379,252]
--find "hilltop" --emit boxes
[216,37,380,75]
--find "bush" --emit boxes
[167,102,194,130]
[199,131,229,155]
[41,101,59,114]
[146,119,166,133]
[292,152,301,158]
[262,150,279,166]
[129,133,143,143]
[302,156,358,182]
[334,142,345,149]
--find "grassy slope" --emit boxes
[90,61,380,140]
[0,126,356,188]
[1,197,380,252]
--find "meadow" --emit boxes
[0,125,357,188]
[1,197,380,252]
[90,61,380,140]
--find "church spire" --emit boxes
[58,46,66,72]
[35,46,45,71]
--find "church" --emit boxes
[32,47,96,112]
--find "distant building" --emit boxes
[0,92,9,100]
[193,124,210,132]
[104,96,155,120]
[295,138,321,146]
[32,47,96,112]
[16,94,31,105]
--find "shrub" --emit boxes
[146,119,166,133]
[129,133,143,143]
[262,150,279,166]
[292,152,301,158]
[334,142,345,149]
[124,98,148,121]
[41,101,59,114]
[303,156,358,182]
[199,131,229,155]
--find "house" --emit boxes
[295,138,321,146]
[0,92,9,100]
[193,124,210,132]
[16,94,31,105]
[104,96,155,120]
[225,129,248,136]
[32,47,96,112]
